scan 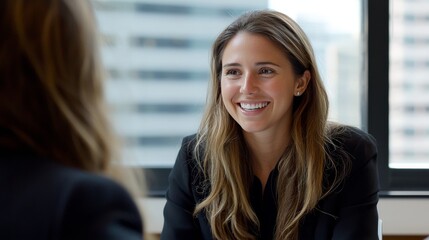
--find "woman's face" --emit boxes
[220,32,308,136]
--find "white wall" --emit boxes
[139,197,429,235]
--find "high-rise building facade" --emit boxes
[298,19,361,127]
[390,0,429,168]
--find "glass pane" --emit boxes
[389,0,429,168]
[93,0,363,167]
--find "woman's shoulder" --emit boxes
[37,160,139,213]
[58,166,129,196]
[0,153,143,239]
[176,133,200,163]
[54,166,143,239]
[23,157,122,192]
[181,133,198,150]
[59,168,138,208]
[18,156,141,218]
[327,123,378,170]
[172,134,209,197]
[330,124,377,152]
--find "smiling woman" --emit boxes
[161,9,379,240]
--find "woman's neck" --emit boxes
[244,129,291,190]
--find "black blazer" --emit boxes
[161,126,379,240]
[0,150,143,240]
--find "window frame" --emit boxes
[367,0,429,194]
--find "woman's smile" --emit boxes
[238,102,270,111]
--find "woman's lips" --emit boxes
[238,102,270,111]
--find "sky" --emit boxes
[268,0,361,35]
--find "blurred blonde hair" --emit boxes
[194,10,349,240]
[0,0,114,171]
[0,0,149,235]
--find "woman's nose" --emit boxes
[240,73,258,94]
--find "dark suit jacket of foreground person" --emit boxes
[162,126,379,240]
[0,148,143,240]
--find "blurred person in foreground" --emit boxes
[161,10,379,240]
[0,0,146,239]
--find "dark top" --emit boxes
[161,126,379,240]
[0,150,143,240]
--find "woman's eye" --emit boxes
[225,69,240,76]
[259,68,274,74]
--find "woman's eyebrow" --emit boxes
[222,63,241,68]
[223,62,280,68]
[255,61,280,67]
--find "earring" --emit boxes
[296,91,300,96]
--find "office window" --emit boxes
[369,0,429,191]
[389,0,429,169]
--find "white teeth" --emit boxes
[240,102,268,110]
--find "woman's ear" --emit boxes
[294,70,311,96]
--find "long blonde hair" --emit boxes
[0,0,149,198]
[0,0,117,171]
[194,10,349,239]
